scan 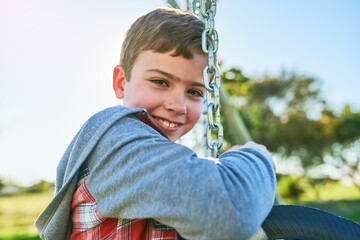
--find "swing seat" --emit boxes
[252,205,360,240]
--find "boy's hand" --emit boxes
[226,141,276,171]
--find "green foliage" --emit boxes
[277,174,309,200]
[221,68,360,185]
[337,105,360,143]
[0,178,5,189]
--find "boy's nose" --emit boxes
[164,93,187,115]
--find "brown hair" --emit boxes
[120,7,206,80]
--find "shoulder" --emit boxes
[88,105,145,125]
[76,105,147,137]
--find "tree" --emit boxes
[27,180,55,193]
[221,68,360,187]
[0,178,5,189]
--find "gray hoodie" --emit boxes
[35,105,276,239]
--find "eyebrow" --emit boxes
[145,69,206,89]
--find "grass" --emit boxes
[0,192,53,240]
[301,199,360,224]
[300,180,360,202]
[302,181,360,223]
[278,180,360,224]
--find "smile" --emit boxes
[158,118,179,128]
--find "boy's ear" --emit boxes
[113,65,126,99]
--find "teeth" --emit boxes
[158,118,178,128]
[163,120,170,127]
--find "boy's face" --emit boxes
[113,49,207,142]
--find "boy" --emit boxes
[35,8,276,240]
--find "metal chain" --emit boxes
[189,0,223,157]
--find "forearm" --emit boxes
[217,147,277,237]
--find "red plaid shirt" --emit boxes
[70,172,181,239]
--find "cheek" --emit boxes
[125,88,157,109]
[141,91,163,109]
[188,101,203,124]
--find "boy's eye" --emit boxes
[188,89,204,98]
[150,79,169,87]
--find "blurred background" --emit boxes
[1,0,359,239]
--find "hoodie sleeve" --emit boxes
[85,115,276,240]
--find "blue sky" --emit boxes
[1,0,359,185]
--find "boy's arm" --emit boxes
[86,116,276,239]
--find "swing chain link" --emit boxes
[200,0,223,158]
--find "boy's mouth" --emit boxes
[158,118,179,128]
[151,115,183,131]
